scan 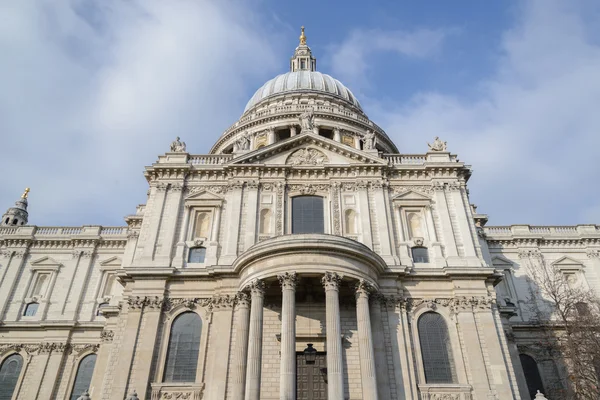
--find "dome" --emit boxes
[244,71,362,113]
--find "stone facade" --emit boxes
[0,29,594,400]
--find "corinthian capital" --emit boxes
[247,279,266,296]
[278,272,298,290]
[321,272,342,291]
[355,279,375,297]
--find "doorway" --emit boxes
[296,351,327,399]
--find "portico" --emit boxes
[232,234,385,400]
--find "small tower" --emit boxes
[290,26,317,72]
[1,188,30,226]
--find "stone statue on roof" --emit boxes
[235,131,250,151]
[427,136,447,152]
[299,109,315,134]
[361,130,376,150]
[170,137,187,153]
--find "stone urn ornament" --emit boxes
[126,390,139,400]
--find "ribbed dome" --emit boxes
[244,71,362,113]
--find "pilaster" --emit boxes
[108,298,144,400]
[221,182,244,264]
[370,182,395,264]
[244,182,259,251]
[370,297,392,400]
[206,296,235,400]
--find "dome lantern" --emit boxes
[1,188,30,227]
[290,26,316,72]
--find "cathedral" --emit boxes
[0,27,598,400]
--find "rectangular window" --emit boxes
[300,59,306,69]
[292,196,324,234]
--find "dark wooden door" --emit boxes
[296,352,327,399]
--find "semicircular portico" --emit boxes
[233,234,386,289]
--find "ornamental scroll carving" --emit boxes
[275,183,284,235]
[286,148,328,166]
[288,183,329,196]
[162,295,239,312]
[379,296,496,314]
[332,183,341,235]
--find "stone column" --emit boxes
[290,125,297,137]
[230,293,251,400]
[267,128,276,145]
[245,279,265,400]
[322,272,344,400]
[356,280,379,400]
[278,272,298,400]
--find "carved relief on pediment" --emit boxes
[286,148,328,166]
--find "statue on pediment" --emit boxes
[299,108,315,134]
[235,131,250,151]
[427,136,447,152]
[361,130,376,150]
[170,137,187,153]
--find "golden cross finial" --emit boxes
[299,26,306,45]
[21,187,30,199]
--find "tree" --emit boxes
[523,253,600,400]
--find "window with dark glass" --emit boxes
[0,354,23,400]
[164,312,202,382]
[23,302,38,317]
[412,247,429,263]
[575,301,590,316]
[418,312,457,384]
[520,354,545,399]
[70,354,97,400]
[292,196,324,234]
[188,247,206,263]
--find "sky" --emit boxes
[0,0,599,227]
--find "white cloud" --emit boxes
[357,0,600,225]
[329,28,449,88]
[0,0,279,226]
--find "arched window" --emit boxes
[70,354,97,400]
[418,312,457,384]
[519,354,545,399]
[0,354,23,400]
[292,196,324,234]
[344,209,357,235]
[96,302,109,316]
[164,312,202,382]
[407,212,424,238]
[188,247,206,264]
[194,212,211,239]
[102,274,116,297]
[23,302,39,317]
[259,209,272,234]
[32,274,48,297]
[412,247,430,263]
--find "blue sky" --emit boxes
[0,0,599,227]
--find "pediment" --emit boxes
[31,256,62,266]
[185,188,225,201]
[491,255,514,267]
[30,256,63,271]
[551,256,583,267]
[100,256,122,267]
[392,190,433,201]
[230,133,388,166]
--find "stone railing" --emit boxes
[484,224,599,237]
[0,225,129,238]
[189,154,234,165]
[383,154,427,165]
